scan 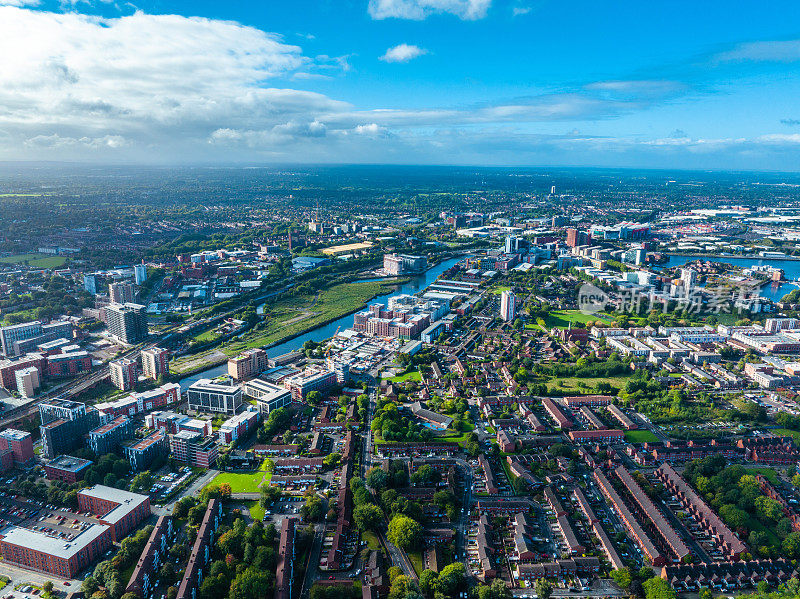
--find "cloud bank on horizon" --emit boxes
[1,0,800,169]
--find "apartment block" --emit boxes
[0,353,46,392]
[47,351,92,378]
[87,416,133,455]
[227,348,268,381]
[284,366,337,401]
[141,347,170,380]
[110,358,138,391]
[44,455,93,483]
[243,377,292,414]
[123,430,168,471]
[106,303,148,344]
[218,410,259,444]
[169,431,218,468]
[14,366,40,398]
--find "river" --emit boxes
[665,255,800,302]
[179,256,464,389]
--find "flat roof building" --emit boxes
[187,378,243,415]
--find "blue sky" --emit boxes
[2,0,800,169]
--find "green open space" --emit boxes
[0,253,67,268]
[547,375,630,393]
[244,500,265,521]
[774,429,800,445]
[207,471,271,493]
[624,429,659,443]
[746,467,778,484]
[491,286,511,294]
[387,369,422,383]
[542,309,611,329]
[408,550,424,576]
[362,530,381,551]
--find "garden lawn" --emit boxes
[208,471,270,493]
[388,369,421,383]
[547,375,630,393]
[624,430,659,443]
[245,500,265,521]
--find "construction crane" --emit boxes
[325,326,342,357]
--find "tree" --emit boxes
[229,569,272,599]
[436,562,465,596]
[366,467,389,490]
[387,514,422,550]
[166,587,178,599]
[698,588,713,599]
[535,579,552,599]
[783,531,800,558]
[610,567,632,589]
[129,471,153,492]
[323,453,341,469]
[354,504,383,532]
[306,390,322,405]
[42,581,54,598]
[642,577,677,599]
[302,495,325,521]
[419,570,438,598]
[477,580,512,599]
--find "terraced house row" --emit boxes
[593,470,665,566]
[614,466,691,562]
[655,463,747,559]
[572,487,624,571]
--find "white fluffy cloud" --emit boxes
[379,44,428,63]
[0,7,350,160]
[368,0,491,20]
[0,0,39,5]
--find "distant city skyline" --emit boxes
[2,0,800,169]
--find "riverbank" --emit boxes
[177,256,465,388]
[171,279,407,377]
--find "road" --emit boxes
[299,523,326,599]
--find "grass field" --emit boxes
[207,471,271,493]
[543,310,610,329]
[437,430,471,444]
[362,530,381,551]
[0,253,67,268]
[746,467,778,484]
[624,429,659,443]
[387,369,421,383]
[491,286,511,294]
[408,550,424,576]
[547,375,630,393]
[244,500,265,521]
